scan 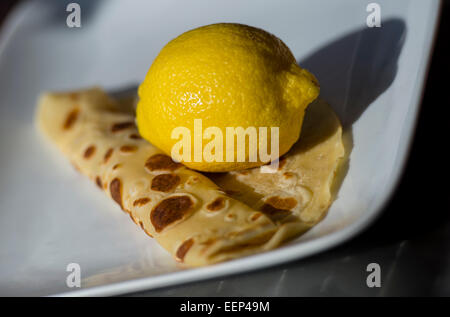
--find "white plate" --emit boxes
[0,0,440,296]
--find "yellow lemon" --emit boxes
[137,23,319,172]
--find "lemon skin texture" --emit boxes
[137,23,319,172]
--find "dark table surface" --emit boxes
[2,1,449,297]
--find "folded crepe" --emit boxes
[36,88,344,266]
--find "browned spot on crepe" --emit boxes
[265,196,297,210]
[283,172,294,179]
[278,156,287,170]
[176,238,194,262]
[145,154,182,172]
[139,221,154,238]
[151,174,180,192]
[151,195,194,232]
[250,212,263,221]
[225,189,240,196]
[206,197,226,211]
[120,145,138,153]
[63,108,79,130]
[261,196,297,221]
[200,238,216,247]
[83,145,96,159]
[71,161,80,173]
[68,92,79,101]
[186,176,200,186]
[133,197,151,207]
[110,178,123,209]
[111,121,135,133]
[129,213,139,225]
[103,148,113,163]
[225,213,236,221]
[129,133,142,140]
[95,176,102,189]
[112,163,121,170]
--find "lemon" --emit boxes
[137,23,319,172]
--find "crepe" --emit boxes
[36,87,344,266]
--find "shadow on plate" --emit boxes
[297,18,406,204]
[299,18,406,128]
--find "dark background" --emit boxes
[1,1,449,296]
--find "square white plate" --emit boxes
[0,0,440,296]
